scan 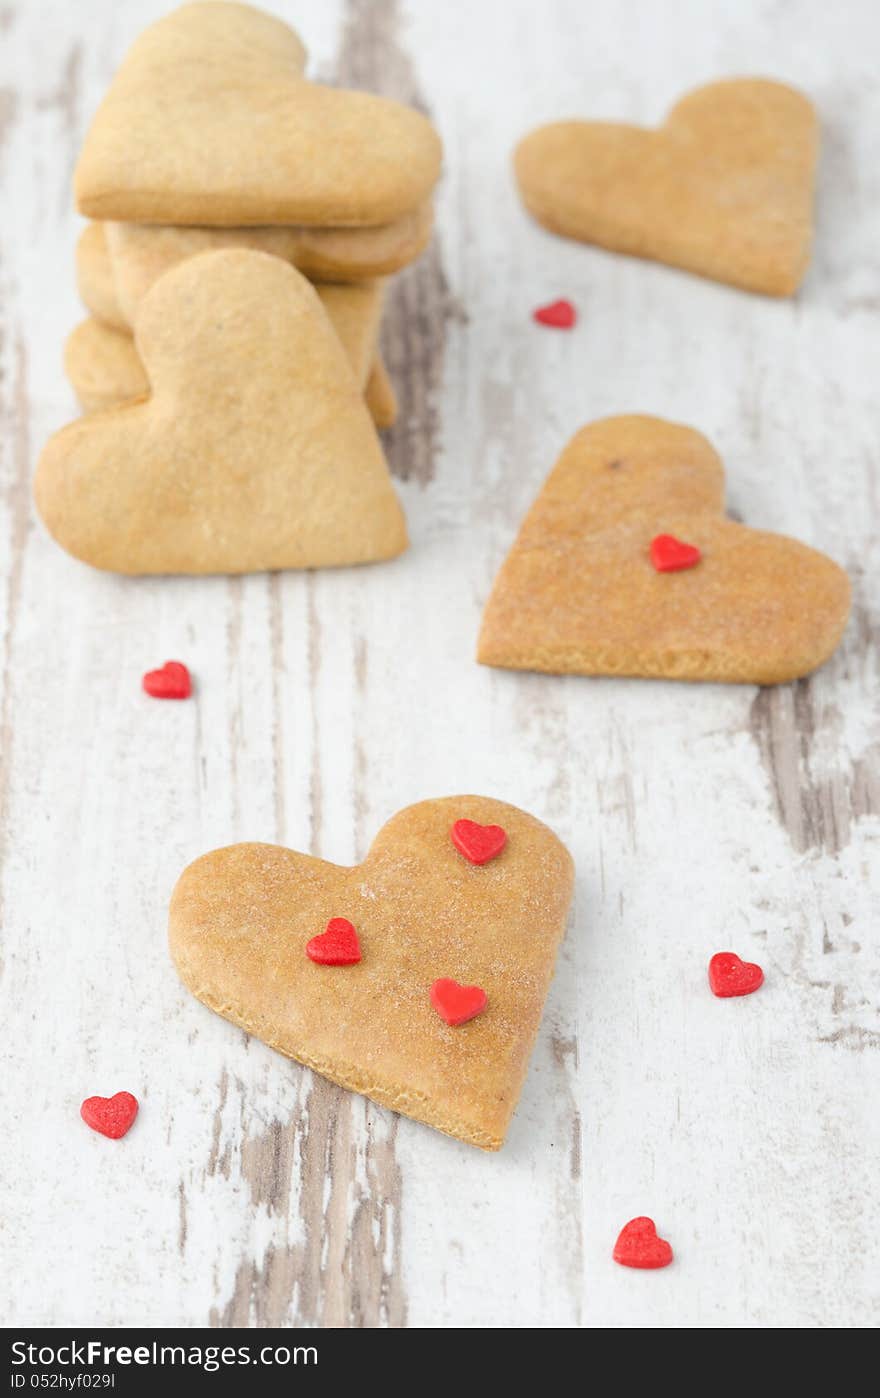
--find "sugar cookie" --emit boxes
[103,204,433,318]
[75,2,442,227]
[169,796,574,1150]
[37,250,407,573]
[478,415,850,684]
[364,357,398,430]
[515,79,817,296]
[64,314,395,431]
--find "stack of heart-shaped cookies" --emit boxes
[44,1,442,573]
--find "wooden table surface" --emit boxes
[2,0,878,1329]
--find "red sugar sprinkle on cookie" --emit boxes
[430,978,488,1026]
[646,531,699,570]
[649,534,701,572]
[451,819,507,865]
[306,917,361,966]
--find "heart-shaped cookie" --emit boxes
[169,797,574,1150]
[515,79,817,296]
[63,319,149,415]
[65,314,395,430]
[364,358,399,431]
[38,249,407,574]
[74,3,442,227]
[103,205,433,319]
[75,223,124,329]
[478,415,850,684]
[71,223,393,421]
[76,212,433,331]
[78,222,398,342]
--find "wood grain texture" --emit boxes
[1,0,878,1329]
[333,0,463,484]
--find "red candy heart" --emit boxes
[142,660,191,699]
[708,951,764,998]
[81,1091,139,1139]
[306,917,362,966]
[613,1217,674,1269]
[430,978,488,1027]
[649,533,702,572]
[533,298,576,328]
[451,819,507,866]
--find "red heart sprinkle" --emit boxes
[451,819,507,866]
[708,951,764,998]
[533,298,576,328]
[430,978,488,1027]
[142,660,191,699]
[613,1217,674,1269]
[80,1091,139,1139]
[649,534,702,572]
[306,917,362,966]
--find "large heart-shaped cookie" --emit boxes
[71,226,400,427]
[74,2,442,226]
[169,797,574,1150]
[478,416,850,684]
[515,79,817,296]
[37,249,407,573]
[67,261,387,409]
[64,316,394,430]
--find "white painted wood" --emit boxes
[1,0,878,1329]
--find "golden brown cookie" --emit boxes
[63,318,145,413]
[103,203,433,315]
[74,225,401,424]
[288,280,384,391]
[37,249,407,574]
[64,315,394,430]
[78,222,407,355]
[75,223,126,329]
[75,2,442,227]
[364,357,398,430]
[515,79,817,296]
[169,796,575,1150]
[478,415,850,684]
